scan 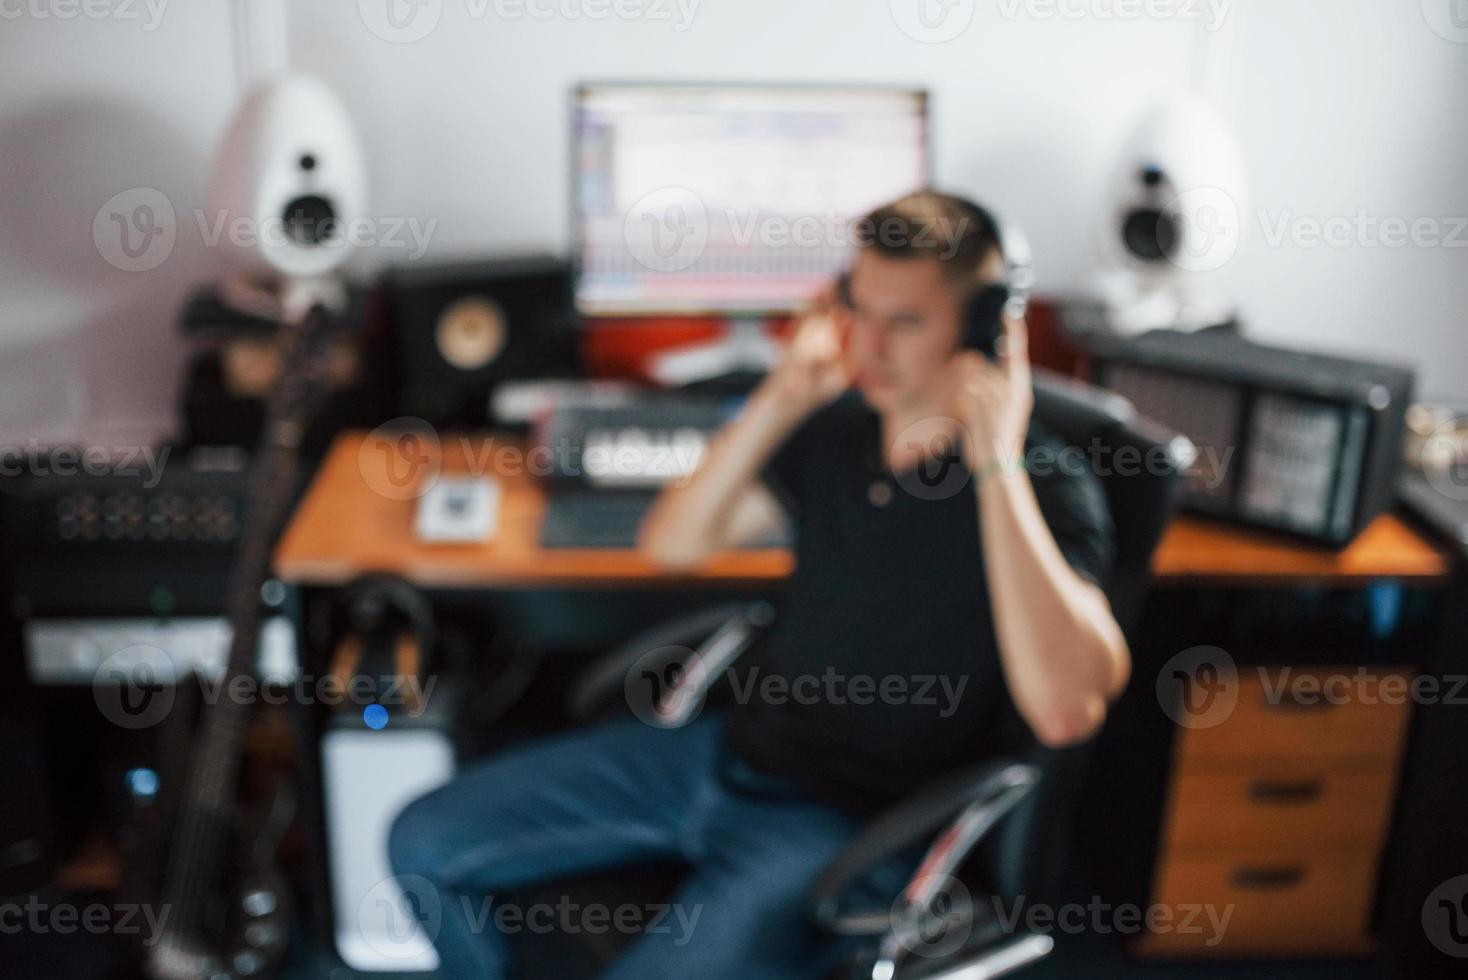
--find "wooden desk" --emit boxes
[274,431,1452,588]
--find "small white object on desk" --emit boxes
[414,476,501,543]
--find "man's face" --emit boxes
[844,248,996,413]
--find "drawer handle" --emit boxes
[1230,866,1307,891]
[1247,779,1325,805]
[1258,692,1337,712]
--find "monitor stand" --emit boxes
[646,316,782,388]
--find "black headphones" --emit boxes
[333,573,438,717]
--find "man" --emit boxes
[390,191,1129,978]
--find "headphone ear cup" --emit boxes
[963,283,1010,356]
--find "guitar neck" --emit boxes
[191,424,307,809]
[157,302,335,937]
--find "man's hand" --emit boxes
[952,313,1033,469]
[764,284,850,421]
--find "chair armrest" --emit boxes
[567,600,774,725]
[808,760,1040,936]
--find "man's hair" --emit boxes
[852,190,1001,287]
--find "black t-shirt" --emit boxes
[724,389,1115,813]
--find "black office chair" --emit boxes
[520,369,1188,979]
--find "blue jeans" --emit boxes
[388,714,903,979]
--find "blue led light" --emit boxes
[126,767,160,801]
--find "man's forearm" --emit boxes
[977,468,1130,747]
[638,383,804,567]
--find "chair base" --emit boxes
[892,932,1054,980]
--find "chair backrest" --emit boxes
[1029,368,1190,633]
[980,368,1188,900]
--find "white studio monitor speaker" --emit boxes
[1093,94,1248,334]
[209,74,367,286]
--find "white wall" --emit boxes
[2,0,1465,447]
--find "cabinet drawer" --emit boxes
[1176,668,1413,765]
[1164,767,1399,852]
[1138,853,1377,957]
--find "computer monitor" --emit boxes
[574,84,929,317]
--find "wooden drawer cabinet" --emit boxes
[1141,667,1413,958]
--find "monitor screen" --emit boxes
[574,84,929,316]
